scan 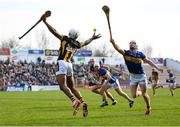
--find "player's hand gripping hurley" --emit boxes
[18,10,51,39]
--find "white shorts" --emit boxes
[107,80,121,89]
[129,73,147,85]
[152,80,159,84]
[56,60,73,77]
[169,82,177,88]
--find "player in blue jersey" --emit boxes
[94,65,134,108]
[110,38,163,115]
[166,68,180,96]
[83,60,117,107]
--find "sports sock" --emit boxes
[79,97,84,103]
[70,96,76,102]
[147,106,151,109]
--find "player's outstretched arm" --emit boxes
[110,38,125,55]
[143,58,163,73]
[81,33,101,47]
[41,15,63,40]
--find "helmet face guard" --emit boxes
[68,29,79,40]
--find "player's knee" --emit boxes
[141,92,148,97]
[118,90,124,96]
[99,91,103,95]
[70,87,77,93]
[99,89,104,95]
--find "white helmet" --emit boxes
[68,29,80,39]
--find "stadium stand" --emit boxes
[143,65,180,87]
[1,57,180,91]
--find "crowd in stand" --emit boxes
[0,58,127,91]
[0,59,58,90]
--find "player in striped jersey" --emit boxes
[150,68,163,96]
[41,14,101,117]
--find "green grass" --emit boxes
[0,88,180,126]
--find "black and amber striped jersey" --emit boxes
[58,36,81,62]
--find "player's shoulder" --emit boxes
[124,49,143,54]
[124,49,129,53]
[136,50,145,55]
[136,51,146,58]
[124,50,145,57]
[169,72,174,76]
[60,35,69,42]
[101,65,110,70]
[62,35,68,39]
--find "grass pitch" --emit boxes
[0,88,180,126]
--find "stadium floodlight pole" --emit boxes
[18,10,51,40]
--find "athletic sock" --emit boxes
[70,96,76,102]
[79,97,84,103]
[147,106,151,109]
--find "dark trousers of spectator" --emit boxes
[28,86,32,91]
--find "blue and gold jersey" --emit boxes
[100,65,112,72]
[123,50,145,74]
[58,36,81,63]
[168,72,176,83]
[98,67,116,83]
